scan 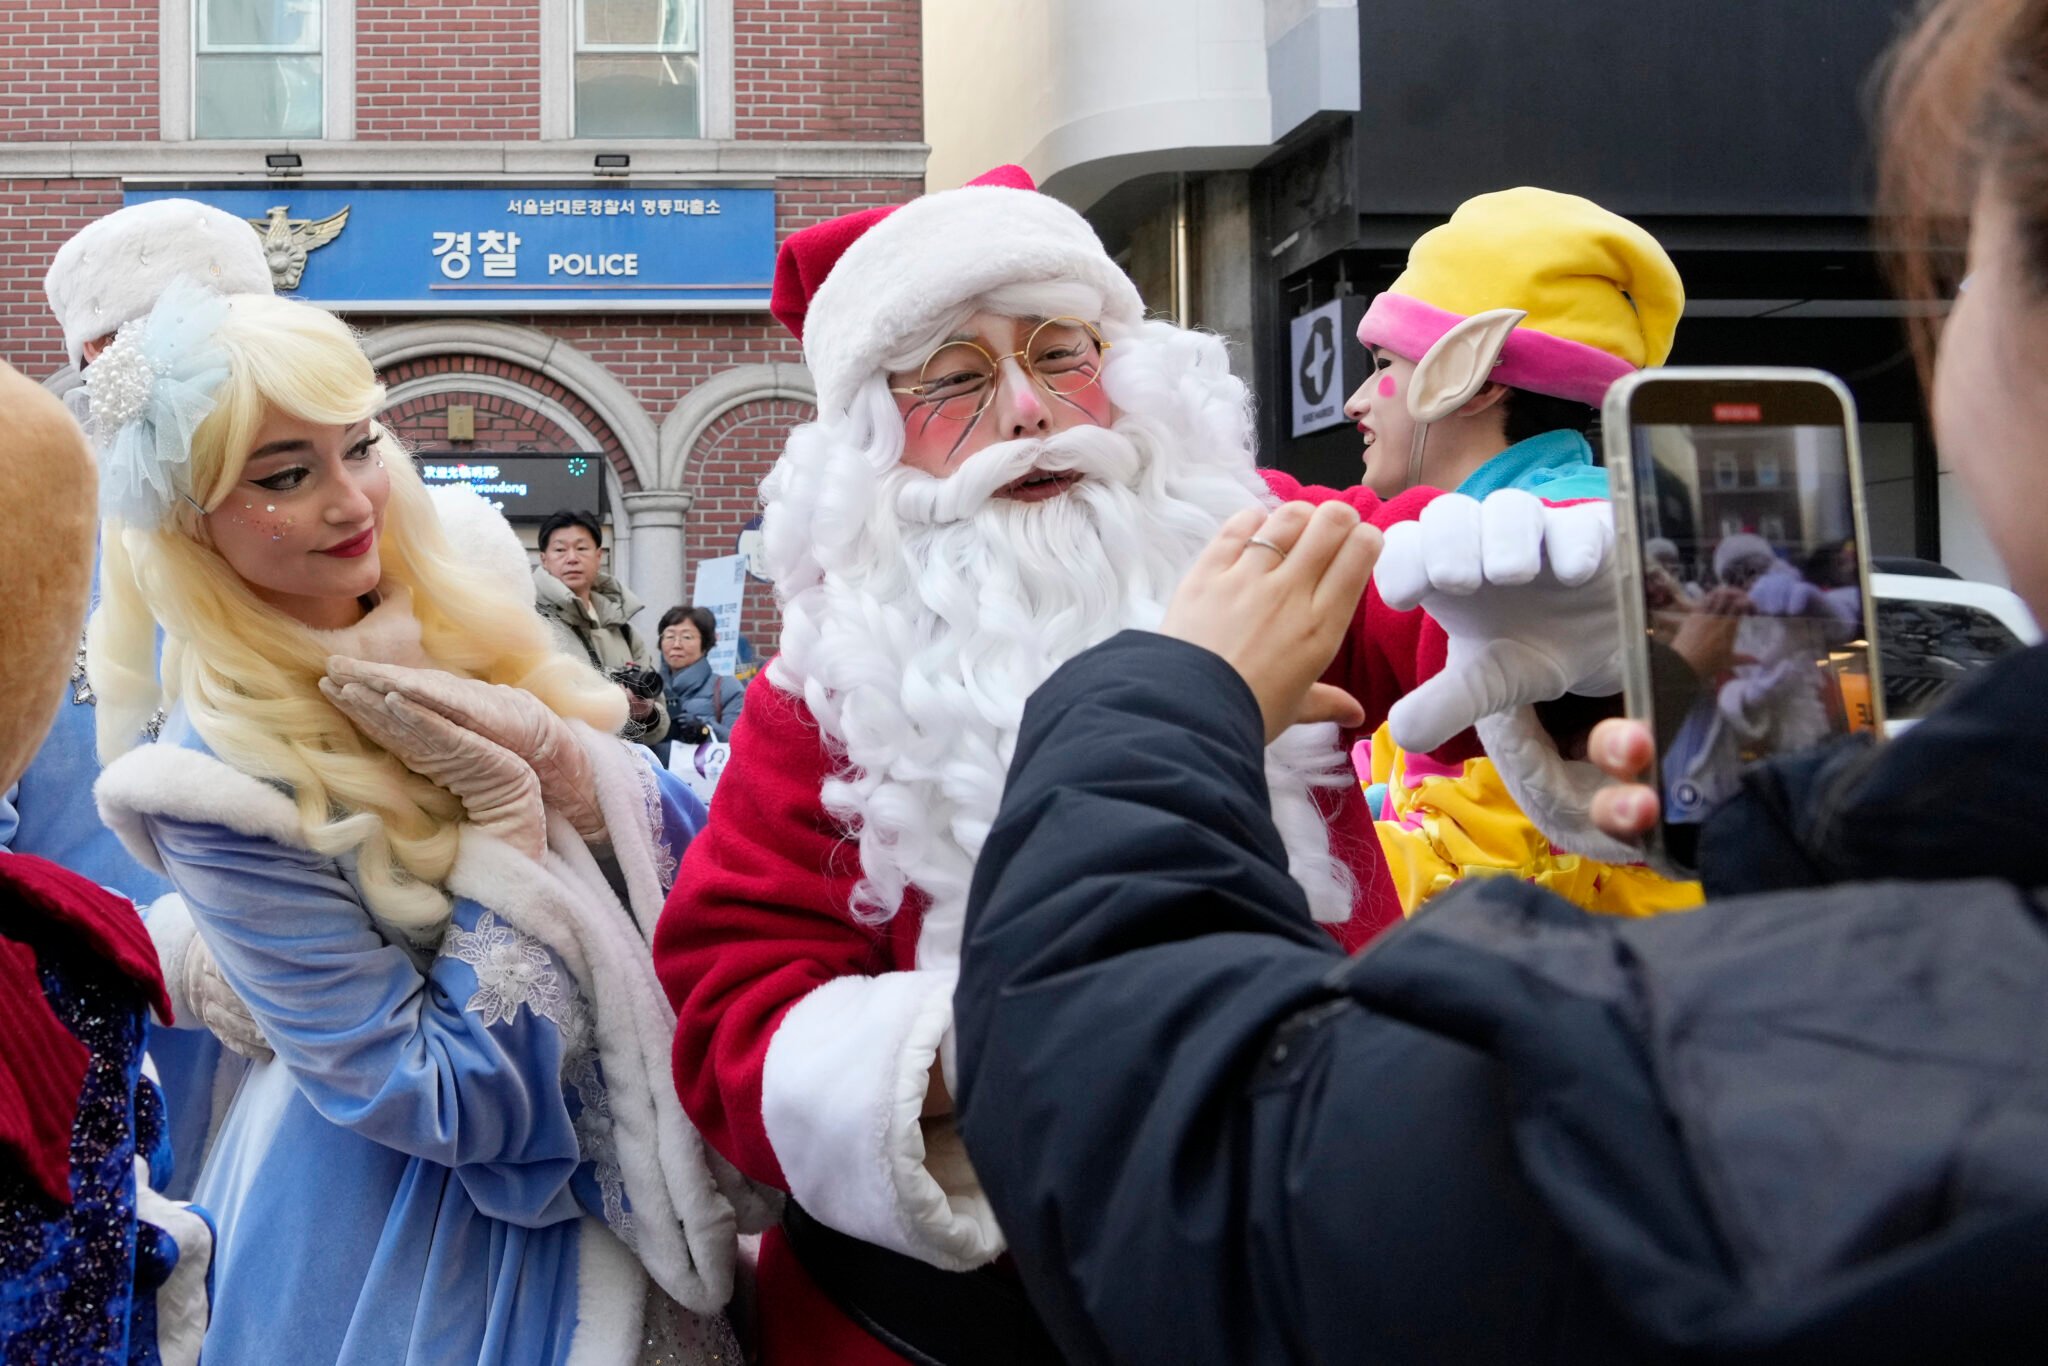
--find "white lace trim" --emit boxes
[565,1041,635,1247]
[634,754,680,890]
[443,908,635,1244]
[444,908,574,1030]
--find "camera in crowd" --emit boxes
[610,663,665,702]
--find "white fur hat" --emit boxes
[425,481,537,605]
[784,169,1146,420]
[44,199,274,370]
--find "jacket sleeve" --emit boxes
[1259,470,1481,764]
[654,673,1002,1271]
[953,632,1621,1364]
[711,674,745,742]
[143,813,591,1226]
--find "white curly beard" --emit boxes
[761,323,1357,974]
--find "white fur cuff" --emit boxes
[141,892,200,1030]
[760,970,1005,1272]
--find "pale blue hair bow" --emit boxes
[84,276,233,527]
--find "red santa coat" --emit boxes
[654,477,1465,1364]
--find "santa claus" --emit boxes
[653,168,1615,1364]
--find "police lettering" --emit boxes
[546,253,640,277]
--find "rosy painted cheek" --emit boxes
[1378,374,1398,399]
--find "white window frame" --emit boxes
[541,0,731,142]
[161,0,356,142]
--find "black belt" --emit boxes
[780,1201,1066,1366]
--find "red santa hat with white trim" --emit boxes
[771,166,1146,420]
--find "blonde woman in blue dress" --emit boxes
[85,282,761,1364]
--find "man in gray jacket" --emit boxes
[533,508,669,745]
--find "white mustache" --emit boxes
[892,424,1144,527]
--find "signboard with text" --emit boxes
[690,554,746,679]
[414,453,604,521]
[124,186,775,312]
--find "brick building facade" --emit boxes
[0,0,928,647]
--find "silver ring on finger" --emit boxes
[1246,534,1288,561]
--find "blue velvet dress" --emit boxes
[114,709,724,1365]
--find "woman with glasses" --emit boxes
[657,604,744,747]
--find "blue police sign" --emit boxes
[124,186,775,313]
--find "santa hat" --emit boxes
[44,199,274,370]
[1356,187,1684,407]
[1713,532,1778,580]
[772,166,1146,419]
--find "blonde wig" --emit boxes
[88,292,626,937]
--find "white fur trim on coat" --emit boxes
[760,969,1005,1272]
[426,484,537,606]
[95,735,752,1328]
[135,1157,212,1366]
[802,183,1146,420]
[43,198,273,369]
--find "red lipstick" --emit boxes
[321,528,375,558]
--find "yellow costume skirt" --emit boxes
[1365,724,1703,919]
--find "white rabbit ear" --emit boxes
[1407,307,1527,424]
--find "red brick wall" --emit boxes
[683,395,813,644]
[355,1,541,139]
[734,0,921,140]
[0,0,157,142]
[0,180,126,367]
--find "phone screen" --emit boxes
[1623,379,1881,862]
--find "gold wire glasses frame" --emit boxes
[887,317,1112,423]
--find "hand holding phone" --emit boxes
[1603,368,1885,872]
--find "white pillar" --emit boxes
[621,489,694,630]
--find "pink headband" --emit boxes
[1356,293,1636,408]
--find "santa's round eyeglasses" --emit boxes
[888,317,1111,423]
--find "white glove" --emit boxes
[147,893,272,1061]
[1374,489,1621,754]
[325,658,605,843]
[1745,570,1827,618]
[321,675,547,860]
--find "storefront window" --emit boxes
[194,0,325,139]
[575,0,701,139]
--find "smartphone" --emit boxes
[1603,368,1885,871]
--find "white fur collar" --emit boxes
[308,584,430,668]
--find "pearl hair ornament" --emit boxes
[82,277,233,527]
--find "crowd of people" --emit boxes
[5,0,2048,1362]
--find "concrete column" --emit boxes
[1197,172,1257,383]
[620,489,695,628]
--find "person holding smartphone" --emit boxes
[949,5,2048,1357]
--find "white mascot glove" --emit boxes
[146,893,273,1061]
[1374,489,1622,753]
